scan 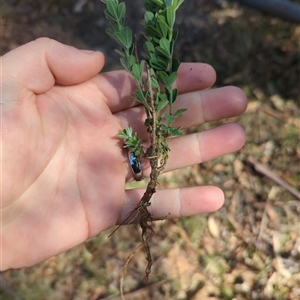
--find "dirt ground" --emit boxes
[1,0,300,299]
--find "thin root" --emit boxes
[120,230,153,300]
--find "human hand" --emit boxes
[1,38,247,270]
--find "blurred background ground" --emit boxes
[1,0,299,299]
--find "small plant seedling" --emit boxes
[102,0,186,296]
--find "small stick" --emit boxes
[246,156,300,199]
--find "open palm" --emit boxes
[1,38,247,270]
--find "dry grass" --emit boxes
[1,0,299,299]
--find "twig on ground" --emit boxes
[245,156,300,199]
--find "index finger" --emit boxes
[95,62,216,113]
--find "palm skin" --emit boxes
[1,38,247,270]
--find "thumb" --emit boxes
[1,38,105,101]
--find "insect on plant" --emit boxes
[102,0,186,295]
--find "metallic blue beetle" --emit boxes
[128,151,143,181]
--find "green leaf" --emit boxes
[128,43,135,55]
[163,0,172,8]
[105,28,116,40]
[125,127,133,136]
[152,36,161,45]
[157,20,168,37]
[143,41,155,59]
[115,26,132,48]
[166,87,178,103]
[149,57,168,70]
[157,71,168,86]
[117,127,133,139]
[151,75,159,88]
[106,21,119,35]
[165,114,175,123]
[128,54,136,67]
[117,2,126,21]
[132,63,141,80]
[171,58,180,72]
[106,0,119,21]
[158,92,168,102]
[157,71,177,88]
[173,108,187,118]
[152,0,164,7]
[169,127,184,136]
[156,15,168,37]
[135,90,147,103]
[120,57,130,72]
[145,0,159,12]
[114,49,125,58]
[171,88,178,103]
[134,90,151,111]
[117,131,128,139]
[159,38,170,55]
[156,98,169,111]
[172,28,179,44]
[168,72,178,87]
[144,11,154,23]
[119,55,135,72]
[172,0,185,11]
[165,6,175,28]
[144,24,161,38]
[156,46,170,58]
[159,123,168,132]
[114,33,126,48]
[156,37,172,58]
[139,60,146,76]
[104,9,116,23]
[145,41,155,53]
